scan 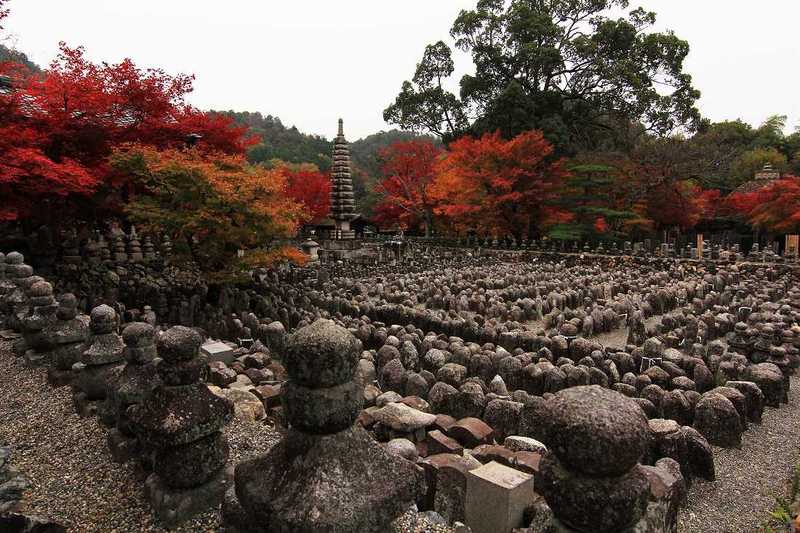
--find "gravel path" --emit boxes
[678,375,800,533]
[0,340,281,532]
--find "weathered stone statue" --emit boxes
[142,235,156,261]
[19,280,58,366]
[112,234,128,263]
[46,293,90,386]
[129,326,233,526]
[107,322,161,463]
[531,386,684,532]
[72,305,125,418]
[3,252,34,332]
[128,227,143,262]
[229,318,424,533]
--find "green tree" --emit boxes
[384,0,700,152]
[729,147,788,186]
[549,160,648,240]
[0,43,41,73]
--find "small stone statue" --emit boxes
[229,319,424,532]
[72,305,125,419]
[129,326,234,526]
[46,293,90,387]
[107,322,161,463]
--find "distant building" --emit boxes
[305,119,368,239]
[328,118,359,239]
[732,162,781,194]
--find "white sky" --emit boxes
[4,0,799,140]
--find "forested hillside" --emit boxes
[0,43,40,72]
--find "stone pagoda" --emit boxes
[329,118,358,239]
[228,319,424,532]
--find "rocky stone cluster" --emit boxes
[1,242,799,532]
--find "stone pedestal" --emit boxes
[465,461,534,533]
[145,465,232,528]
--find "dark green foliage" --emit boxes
[218,111,332,169]
[689,115,800,192]
[385,0,700,154]
[549,162,643,240]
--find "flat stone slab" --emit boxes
[201,341,235,364]
[0,330,20,340]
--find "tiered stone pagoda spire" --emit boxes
[329,118,357,239]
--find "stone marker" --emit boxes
[107,322,160,463]
[465,461,534,533]
[72,305,125,419]
[201,340,236,364]
[46,294,89,387]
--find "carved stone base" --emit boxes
[107,428,140,464]
[145,466,231,527]
[72,392,98,418]
[46,368,73,387]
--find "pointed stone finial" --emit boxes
[338,118,344,136]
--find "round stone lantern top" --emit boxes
[90,304,117,334]
[6,251,23,265]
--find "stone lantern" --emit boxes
[300,238,320,262]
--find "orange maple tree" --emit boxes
[114,145,304,276]
[430,130,568,237]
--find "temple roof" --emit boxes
[733,163,782,194]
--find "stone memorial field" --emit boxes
[3,1,800,531]
[0,240,798,532]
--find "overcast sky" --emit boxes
[4,0,799,140]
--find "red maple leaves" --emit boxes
[0,42,254,222]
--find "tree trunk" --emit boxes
[424,208,433,238]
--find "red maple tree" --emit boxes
[0,41,255,222]
[728,176,800,233]
[373,139,443,236]
[283,168,331,223]
[642,181,720,232]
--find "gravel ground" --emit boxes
[0,340,280,532]
[588,314,664,349]
[0,341,452,532]
[678,375,800,533]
